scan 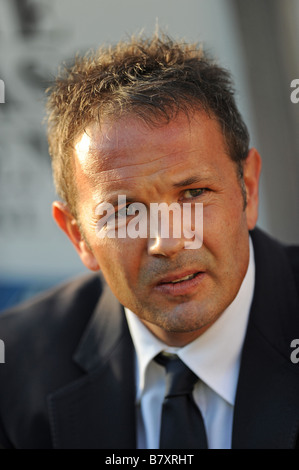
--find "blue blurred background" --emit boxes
[0,0,299,312]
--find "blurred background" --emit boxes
[0,0,298,312]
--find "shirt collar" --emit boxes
[125,307,166,395]
[125,236,255,406]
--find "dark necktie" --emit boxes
[155,353,208,449]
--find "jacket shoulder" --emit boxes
[0,273,103,341]
[285,244,299,296]
[0,273,105,448]
[0,272,105,377]
[251,227,299,293]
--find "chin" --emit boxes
[154,302,218,332]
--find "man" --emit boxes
[0,34,299,449]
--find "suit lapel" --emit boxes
[232,321,299,448]
[48,282,136,449]
[232,230,299,449]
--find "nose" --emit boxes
[147,203,187,257]
[147,234,185,257]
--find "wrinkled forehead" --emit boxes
[73,111,224,182]
[74,119,158,176]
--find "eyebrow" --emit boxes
[100,196,137,208]
[95,175,212,210]
[172,175,210,188]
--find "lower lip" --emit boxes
[154,272,205,297]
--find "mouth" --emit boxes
[159,271,200,284]
[155,270,205,296]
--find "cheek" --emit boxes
[202,199,246,251]
[93,237,145,283]
[78,207,145,287]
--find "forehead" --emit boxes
[73,111,230,193]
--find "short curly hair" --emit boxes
[46,33,249,216]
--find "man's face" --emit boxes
[55,111,261,346]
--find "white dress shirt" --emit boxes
[125,237,255,449]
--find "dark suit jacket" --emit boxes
[0,228,299,449]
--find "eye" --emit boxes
[116,205,130,219]
[183,188,206,199]
[116,203,139,219]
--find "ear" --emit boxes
[52,201,100,272]
[243,148,262,230]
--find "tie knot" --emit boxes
[155,353,198,398]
